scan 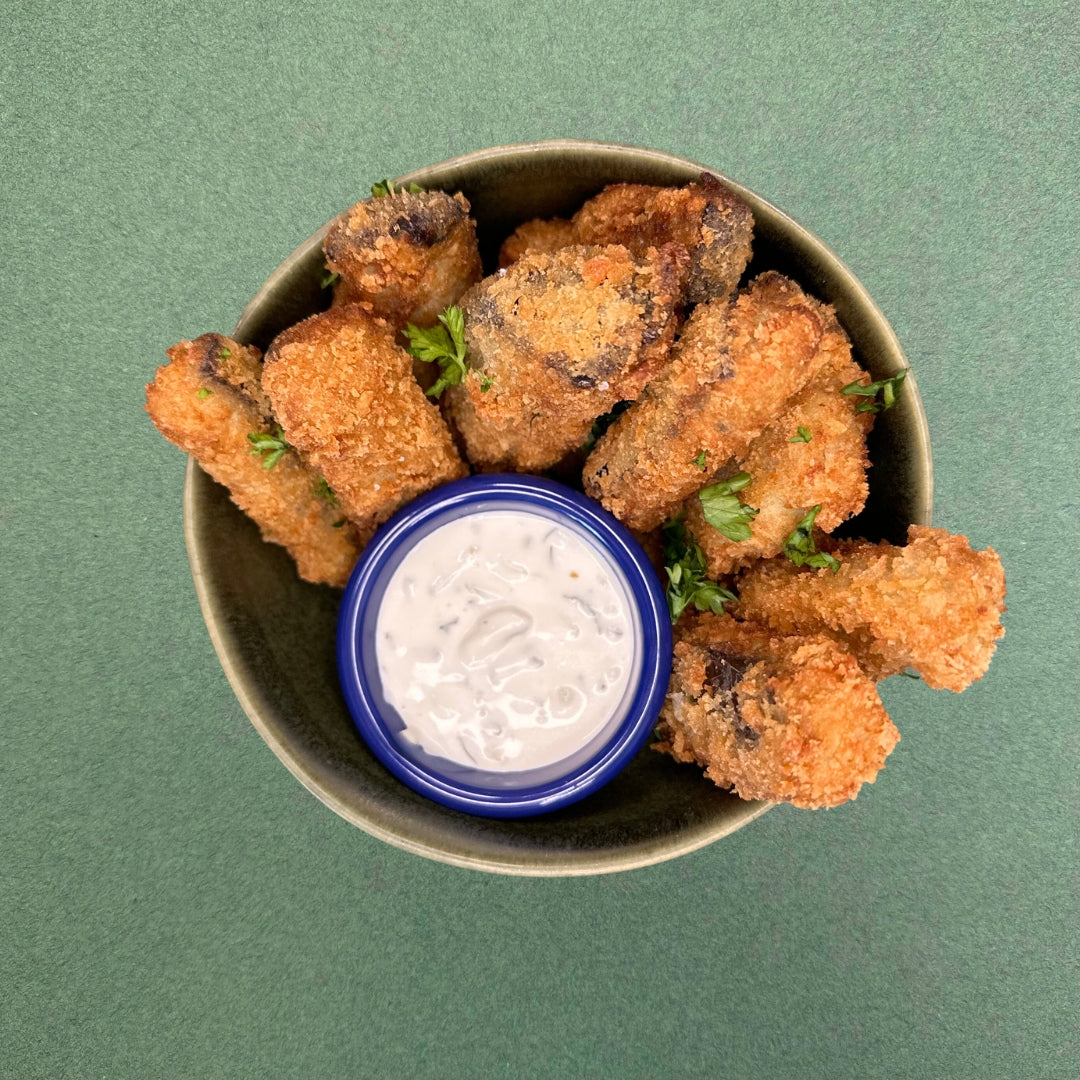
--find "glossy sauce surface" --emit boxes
[375,510,637,772]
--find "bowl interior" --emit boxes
[185,140,932,875]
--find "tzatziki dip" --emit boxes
[375,509,638,773]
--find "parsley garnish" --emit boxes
[478,374,493,392]
[218,347,231,360]
[403,306,468,399]
[332,518,347,529]
[314,477,336,505]
[841,370,907,413]
[698,472,759,543]
[782,505,840,572]
[790,426,812,443]
[661,515,738,623]
[196,388,213,399]
[247,426,290,469]
[691,449,708,471]
[321,270,340,289]
[371,179,424,198]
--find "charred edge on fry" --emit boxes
[326,193,468,257]
[194,337,273,420]
[702,650,761,745]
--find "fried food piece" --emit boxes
[145,334,365,587]
[571,174,754,304]
[443,243,688,472]
[262,305,467,534]
[655,614,899,809]
[686,322,873,574]
[584,272,827,532]
[497,217,575,267]
[323,188,482,329]
[735,526,1007,692]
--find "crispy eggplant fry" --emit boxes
[443,243,688,472]
[497,217,576,268]
[145,334,365,587]
[655,614,899,808]
[262,305,467,535]
[686,322,873,574]
[735,525,1007,692]
[323,188,482,330]
[571,174,753,304]
[584,271,827,532]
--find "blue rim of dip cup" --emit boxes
[336,474,673,818]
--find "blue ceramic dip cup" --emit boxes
[336,474,672,818]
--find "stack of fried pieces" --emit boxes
[146,173,1006,810]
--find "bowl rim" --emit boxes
[335,473,673,817]
[184,137,933,875]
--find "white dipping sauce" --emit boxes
[375,510,637,773]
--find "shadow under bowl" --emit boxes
[184,139,933,876]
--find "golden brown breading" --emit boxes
[145,334,365,587]
[734,526,1007,692]
[261,305,468,535]
[571,174,753,304]
[656,614,899,808]
[497,217,576,268]
[686,324,873,574]
[323,188,482,329]
[584,271,827,532]
[443,243,688,472]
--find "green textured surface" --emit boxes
[2,2,1077,1078]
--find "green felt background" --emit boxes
[2,2,1077,1078]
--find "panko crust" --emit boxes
[497,217,576,268]
[444,243,688,472]
[686,321,873,574]
[656,615,899,809]
[262,305,467,534]
[584,271,828,532]
[571,174,754,304]
[734,525,1007,692]
[324,188,482,330]
[145,334,365,587]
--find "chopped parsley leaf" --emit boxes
[841,370,907,413]
[371,179,424,197]
[691,449,708,470]
[661,515,738,623]
[313,477,336,505]
[196,388,213,399]
[247,426,290,469]
[698,472,759,543]
[321,270,340,289]
[782,505,840,572]
[790,426,812,443]
[403,305,468,399]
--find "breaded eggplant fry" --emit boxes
[443,243,688,472]
[735,526,1007,692]
[584,272,827,532]
[262,306,467,535]
[145,334,365,587]
[686,322,873,574]
[498,217,576,268]
[571,174,754,304]
[655,614,899,809]
[323,188,482,329]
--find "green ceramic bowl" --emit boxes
[184,139,932,876]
